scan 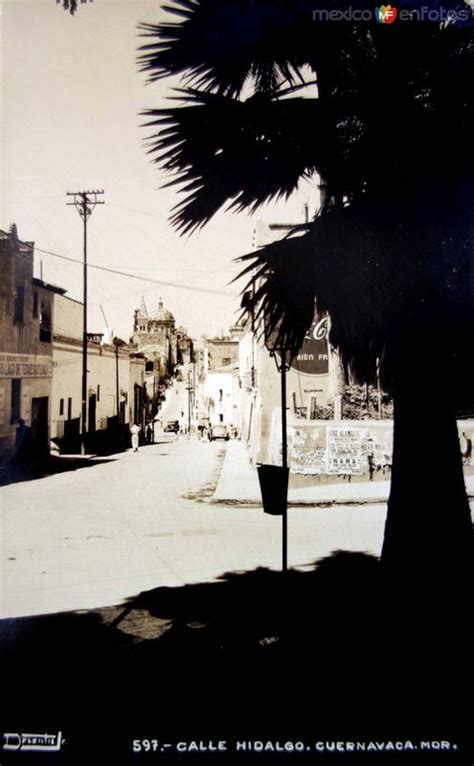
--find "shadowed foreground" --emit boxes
[0,455,117,486]
[1,552,471,765]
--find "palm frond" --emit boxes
[238,229,317,357]
[142,89,330,233]
[137,0,315,96]
[238,183,474,389]
[57,0,92,14]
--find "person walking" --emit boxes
[460,432,472,466]
[146,422,153,444]
[366,439,376,481]
[130,422,141,452]
[12,419,32,465]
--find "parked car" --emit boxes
[209,424,229,441]
[164,420,179,433]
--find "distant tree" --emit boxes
[138,1,473,601]
[342,384,394,421]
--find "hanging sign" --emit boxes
[289,316,329,376]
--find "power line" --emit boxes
[35,246,239,297]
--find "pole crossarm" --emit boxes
[66,190,105,220]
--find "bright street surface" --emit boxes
[0,437,388,618]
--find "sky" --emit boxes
[1,0,320,341]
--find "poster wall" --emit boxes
[270,412,394,476]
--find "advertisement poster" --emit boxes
[288,424,328,474]
[1,2,473,765]
[326,427,363,474]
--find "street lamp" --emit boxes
[257,322,291,573]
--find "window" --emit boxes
[59,398,64,416]
[33,291,39,318]
[219,389,223,402]
[67,398,72,420]
[39,300,52,342]
[11,380,21,423]
[97,385,100,402]
[222,357,231,366]
[14,286,25,324]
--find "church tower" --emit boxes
[134,296,149,334]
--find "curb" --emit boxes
[211,490,474,508]
[211,496,389,508]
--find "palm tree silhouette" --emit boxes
[138,0,473,597]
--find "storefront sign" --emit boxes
[0,353,53,379]
[289,316,329,376]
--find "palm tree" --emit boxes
[57,0,92,14]
[138,0,473,598]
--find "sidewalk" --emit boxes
[213,440,474,506]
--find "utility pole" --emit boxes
[113,338,121,422]
[66,191,105,448]
[185,368,193,437]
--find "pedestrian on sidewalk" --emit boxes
[130,423,141,452]
[460,432,472,466]
[367,451,375,481]
[12,419,32,465]
[146,422,153,444]
[154,417,162,442]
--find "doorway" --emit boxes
[88,394,96,433]
[31,397,49,457]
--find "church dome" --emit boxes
[152,298,175,323]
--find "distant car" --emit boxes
[164,420,179,433]
[209,424,229,441]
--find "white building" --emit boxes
[203,367,240,428]
[52,293,146,452]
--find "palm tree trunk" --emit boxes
[380,342,472,709]
[381,344,473,601]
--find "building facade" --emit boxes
[0,226,64,464]
[52,293,146,453]
[132,297,178,377]
[202,368,240,428]
[239,221,338,465]
[192,329,243,429]
[131,297,194,418]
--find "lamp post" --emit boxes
[278,348,289,572]
[258,324,290,573]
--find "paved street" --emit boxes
[157,364,193,426]
[0,437,387,618]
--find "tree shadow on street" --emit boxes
[1,551,470,759]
